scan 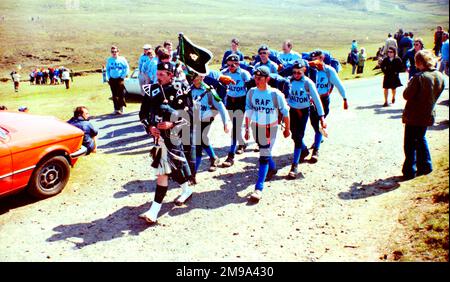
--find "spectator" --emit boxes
[61,68,71,89]
[221,38,245,69]
[357,48,367,74]
[403,38,425,79]
[105,45,129,115]
[67,106,98,155]
[401,50,445,180]
[10,71,21,92]
[351,40,358,52]
[394,28,404,45]
[398,32,413,60]
[433,26,444,56]
[381,47,403,107]
[383,33,398,56]
[349,48,359,75]
[0,105,8,110]
[439,32,449,76]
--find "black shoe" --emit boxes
[209,157,220,172]
[287,164,298,180]
[265,168,278,181]
[189,175,198,185]
[222,154,235,167]
[236,145,245,155]
[416,169,432,176]
[310,149,319,163]
[300,149,309,163]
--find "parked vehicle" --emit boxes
[124,68,142,95]
[0,111,87,198]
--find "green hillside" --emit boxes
[0,0,448,76]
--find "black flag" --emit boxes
[177,33,213,75]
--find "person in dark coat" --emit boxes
[401,50,445,180]
[380,47,403,107]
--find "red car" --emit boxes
[0,111,86,198]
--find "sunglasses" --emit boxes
[292,71,303,74]
[259,52,268,55]
[111,50,118,53]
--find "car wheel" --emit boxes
[28,156,71,198]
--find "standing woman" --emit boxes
[381,47,403,107]
[401,50,445,179]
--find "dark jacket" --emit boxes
[67,117,98,153]
[402,68,445,126]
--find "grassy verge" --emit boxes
[383,148,449,261]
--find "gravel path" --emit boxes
[0,73,448,261]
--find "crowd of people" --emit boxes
[3,27,446,225]
[28,66,73,89]
[100,36,350,223]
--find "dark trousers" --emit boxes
[290,107,310,149]
[402,125,432,177]
[310,95,330,149]
[195,120,213,158]
[108,77,126,111]
[225,95,246,154]
[64,79,70,89]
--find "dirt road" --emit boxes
[0,73,448,261]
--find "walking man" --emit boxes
[138,62,193,223]
[221,54,252,166]
[308,50,348,162]
[244,66,290,202]
[106,45,129,115]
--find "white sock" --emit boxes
[178,182,192,202]
[141,201,162,222]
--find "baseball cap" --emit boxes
[310,49,323,58]
[157,62,175,73]
[254,66,270,77]
[143,44,152,49]
[258,45,269,53]
[226,54,240,62]
[292,60,307,69]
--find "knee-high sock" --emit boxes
[293,148,301,165]
[269,157,276,170]
[314,132,323,150]
[154,185,168,204]
[204,145,216,159]
[256,162,269,191]
[194,155,202,173]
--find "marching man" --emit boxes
[138,62,193,224]
[244,66,290,202]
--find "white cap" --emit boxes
[143,44,152,49]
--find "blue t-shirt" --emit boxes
[245,87,289,125]
[138,53,150,73]
[106,56,130,80]
[254,60,279,74]
[288,76,324,116]
[314,65,346,98]
[278,51,302,67]
[221,68,251,98]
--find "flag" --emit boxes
[177,33,213,75]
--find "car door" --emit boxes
[125,68,142,95]
[0,126,13,195]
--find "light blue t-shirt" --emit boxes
[254,60,279,74]
[288,76,324,116]
[278,51,302,67]
[138,53,150,73]
[106,56,129,80]
[315,65,346,99]
[245,87,289,125]
[142,57,158,83]
[191,85,229,123]
[442,39,449,61]
[221,68,251,98]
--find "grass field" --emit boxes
[0,0,448,78]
